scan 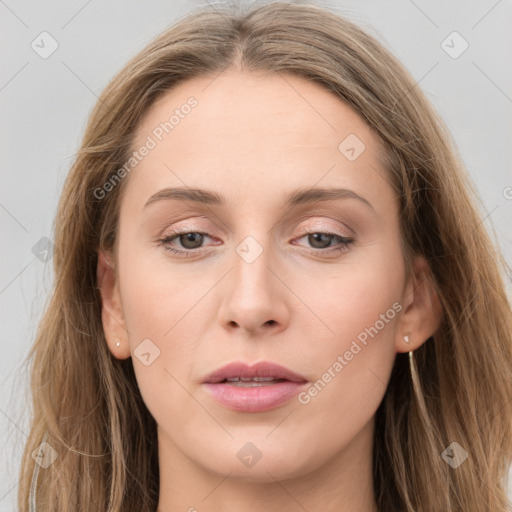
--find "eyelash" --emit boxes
[156,228,354,258]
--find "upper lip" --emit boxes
[203,361,308,384]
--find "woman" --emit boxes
[18,1,512,511]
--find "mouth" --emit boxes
[203,360,307,384]
[202,361,308,412]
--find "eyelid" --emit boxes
[293,214,356,237]
[297,223,352,239]
[160,221,352,243]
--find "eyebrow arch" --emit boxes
[143,186,375,211]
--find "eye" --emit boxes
[157,228,355,258]
[157,230,213,257]
[293,229,354,255]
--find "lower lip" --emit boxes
[203,381,307,412]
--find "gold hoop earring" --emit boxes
[408,346,432,431]
[409,348,424,401]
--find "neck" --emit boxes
[156,418,378,512]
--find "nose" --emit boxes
[217,237,290,336]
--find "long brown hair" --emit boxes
[18,1,512,510]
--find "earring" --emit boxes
[404,335,410,344]
[115,340,120,347]
[408,349,416,369]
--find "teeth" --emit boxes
[227,380,279,387]
[224,377,281,384]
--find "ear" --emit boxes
[97,248,131,359]
[395,254,442,353]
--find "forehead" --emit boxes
[125,70,392,211]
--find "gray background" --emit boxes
[1,0,511,509]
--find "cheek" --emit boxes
[292,245,403,438]
[297,239,404,348]
[117,238,206,340]
[115,240,219,417]
[117,258,203,429]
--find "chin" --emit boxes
[187,437,319,483]
[204,456,310,484]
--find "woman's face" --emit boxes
[101,70,422,482]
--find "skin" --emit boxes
[98,70,441,512]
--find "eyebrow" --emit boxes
[143,186,375,211]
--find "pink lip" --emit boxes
[202,361,308,413]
